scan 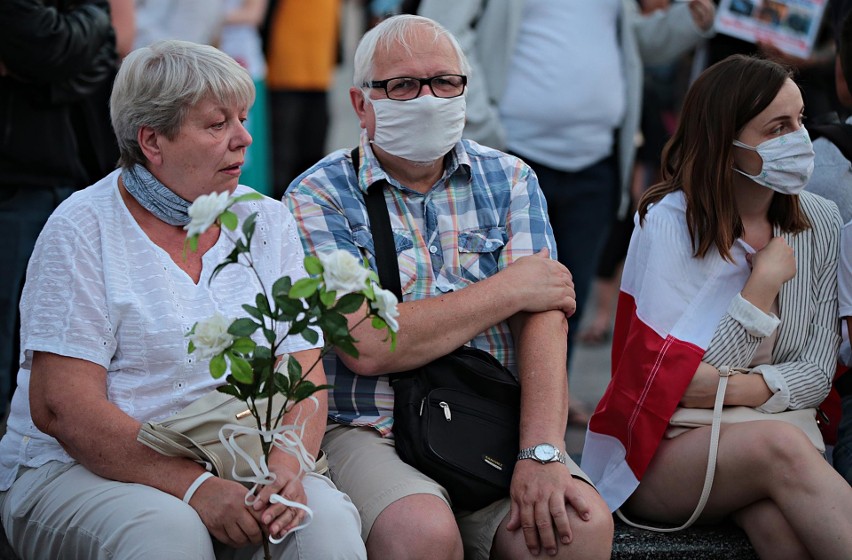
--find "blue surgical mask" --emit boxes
[732,127,815,195]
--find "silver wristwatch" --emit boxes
[517,443,567,465]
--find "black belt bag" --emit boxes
[390,346,520,511]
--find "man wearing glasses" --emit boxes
[285,14,613,560]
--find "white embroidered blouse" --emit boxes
[0,170,318,490]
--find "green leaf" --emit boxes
[287,378,302,399]
[255,293,272,316]
[304,255,323,276]
[301,328,319,345]
[241,304,264,321]
[245,363,265,394]
[288,355,303,376]
[274,371,290,394]
[229,356,254,384]
[216,384,242,398]
[229,318,260,336]
[273,296,303,320]
[289,277,320,299]
[319,313,350,338]
[336,338,360,359]
[295,382,334,404]
[334,293,365,314]
[230,337,256,354]
[263,327,277,345]
[187,340,196,353]
[225,374,252,396]
[372,316,387,330]
[219,210,238,231]
[289,323,311,341]
[293,380,321,402]
[319,289,336,308]
[326,330,356,349]
[253,345,273,361]
[187,235,199,253]
[210,354,227,378]
[242,212,258,238]
[272,277,293,299]
[231,192,264,204]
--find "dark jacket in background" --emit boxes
[0,0,119,190]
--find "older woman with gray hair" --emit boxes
[0,40,365,560]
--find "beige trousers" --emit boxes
[322,424,593,560]
[0,461,365,560]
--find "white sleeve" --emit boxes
[19,214,115,370]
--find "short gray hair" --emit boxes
[352,15,470,89]
[111,40,255,169]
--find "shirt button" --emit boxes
[429,245,438,254]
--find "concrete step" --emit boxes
[612,518,758,559]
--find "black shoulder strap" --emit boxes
[350,148,403,301]
[809,123,852,162]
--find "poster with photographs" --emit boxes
[715,0,828,58]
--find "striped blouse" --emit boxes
[702,192,841,412]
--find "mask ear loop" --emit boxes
[731,139,765,180]
[732,139,757,150]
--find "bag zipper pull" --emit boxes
[439,401,451,421]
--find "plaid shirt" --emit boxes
[285,132,557,436]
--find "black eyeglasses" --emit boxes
[363,74,467,101]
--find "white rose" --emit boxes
[189,313,234,359]
[319,250,371,296]
[371,286,400,332]
[184,191,232,237]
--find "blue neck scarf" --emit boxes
[121,164,191,226]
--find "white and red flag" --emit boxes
[581,191,752,511]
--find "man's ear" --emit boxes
[350,87,369,129]
[138,126,164,166]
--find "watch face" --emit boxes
[533,443,557,462]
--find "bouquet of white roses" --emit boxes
[184,191,398,554]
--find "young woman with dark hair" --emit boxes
[583,54,852,559]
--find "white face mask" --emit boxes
[732,127,815,195]
[369,94,466,163]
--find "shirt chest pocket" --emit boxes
[457,227,507,283]
[353,228,418,296]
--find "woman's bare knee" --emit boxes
[743,422,823,482]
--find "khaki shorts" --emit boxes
[322,423,593,560]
